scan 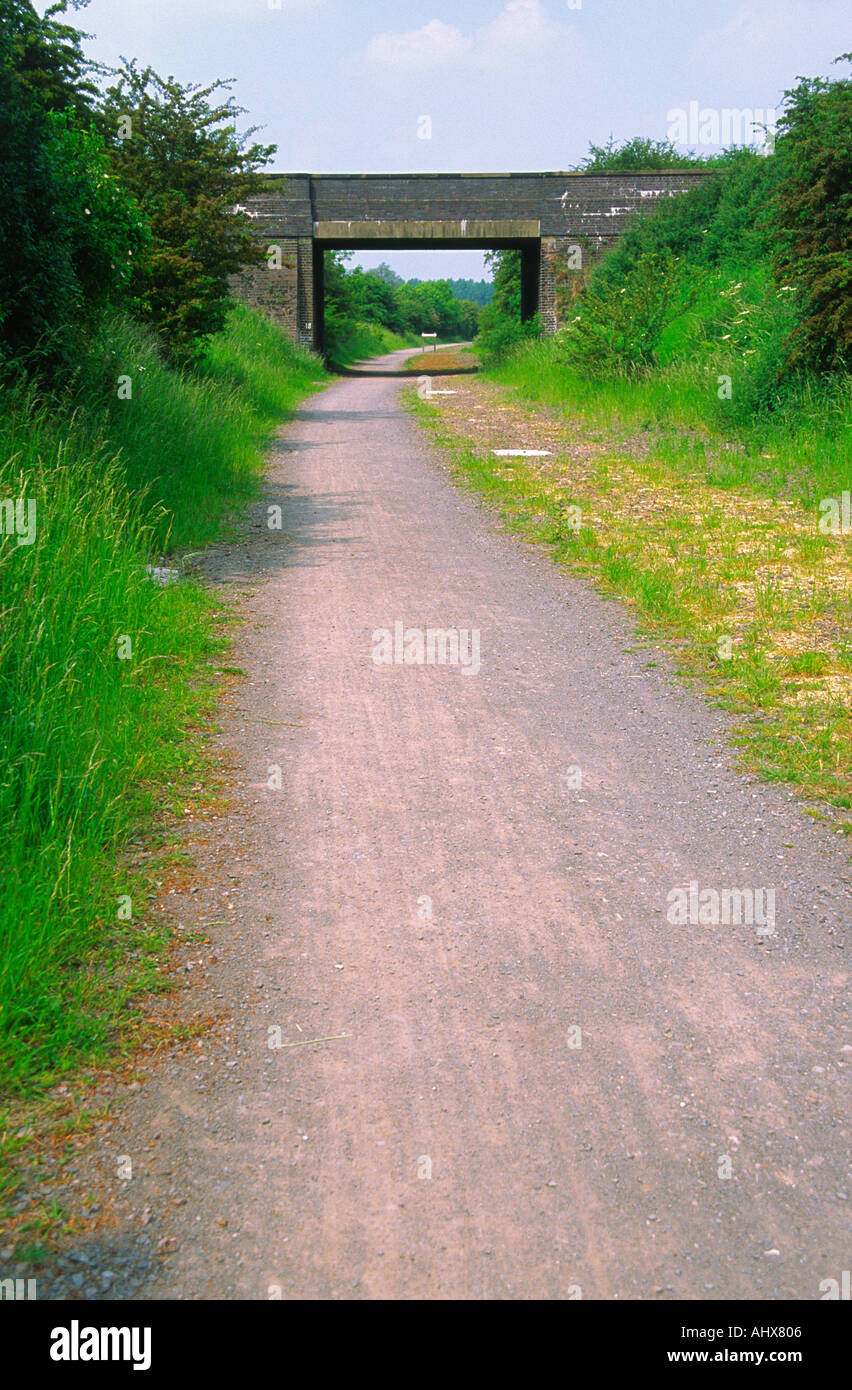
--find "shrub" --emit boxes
[772,58,852,371]
[99,61,276,365]
[554,252,684,376]
[0,5,145,372]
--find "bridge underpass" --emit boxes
[232,171,709,355]
[309,231,542,359]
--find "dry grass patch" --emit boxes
[407,374,851,819]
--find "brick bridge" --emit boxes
[233,171,709,354]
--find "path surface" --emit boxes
[41,349,850,1300]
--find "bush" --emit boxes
[554,252,684,376]
[0,6,145,372]
[99,62,276,365]
[772,58,852,371]
[579,135,716,172]
[475,305,537,367]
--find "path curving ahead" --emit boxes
[59,350,851,1299]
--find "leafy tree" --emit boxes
[396,279,477,338]
[0,0,98,121]
[0,1,145,372]
[486,250,521,318]
[99,61,276,363]
[346,266,404,333]
[771,57,852,370]
[579,136,715,172]
[446,277,494,307]
[371,262,403,288]
[474,250,538,363]
[322,249,357,341]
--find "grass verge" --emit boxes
[405,372,851,829]
[324,320,419,371]
[0,303,327,1100]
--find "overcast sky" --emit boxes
[47,0,850,279]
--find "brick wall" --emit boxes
[228,238,300,341]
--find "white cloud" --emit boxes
[477,0,574,65]
[354,1,582,85]
[361,18,472,72]
[340,2,589,170]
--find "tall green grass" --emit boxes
[489,307,851,510]
[65,304,327,550]
[323,317,418,371]
[0,305,326,1092]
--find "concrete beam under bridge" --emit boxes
[314,218,541,241]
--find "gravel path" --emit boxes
[27,349,850,1300]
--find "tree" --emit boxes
[0,1,145,372]
[372,262,403,288]
[0,0,98,121]
[579,136,715,172]
[99,61,276,363]
[395,279,475,338]
[347,267,404,333]
[771,57,852,371]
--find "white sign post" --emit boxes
[421,332,438,353]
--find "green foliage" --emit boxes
[0,0,98,122]
[554,251,684,376]
[486,248,522,319]
[395,279,479,338]
[579,135,718,171]
[370,262,404,288]
[67,306,323,550]
[322,251,480,364]
[0,5,146,372]
[772,57,852,370]
[0,306,326,1089]
[99,61,276,364]
[474,250,531,365]
[475,308,537,368]
[593,151,780,291]
[408,275,494,307]
[346,265,405,333]
[71,304,326,550]
[481,78,850,485]
[670,267,802,421]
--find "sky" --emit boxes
[43,0,851,280]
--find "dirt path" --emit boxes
[30,349,850,1300]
